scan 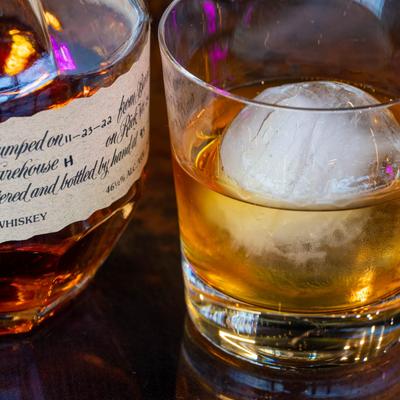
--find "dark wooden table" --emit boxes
[0,2,399,399]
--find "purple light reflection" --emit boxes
[202,1,231,87]
[243,5,255,27]
[50,36,76,72]
[386,165,395,177]
[203,1,217,34]
[211,45,228,62]
[171,8,178,31]
[208,42,229,86]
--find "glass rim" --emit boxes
[159,0,400,114]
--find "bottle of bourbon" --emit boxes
[0,0,150,334]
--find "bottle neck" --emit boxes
[0,0,56,98]
[0,0,51,51]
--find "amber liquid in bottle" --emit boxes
[0,1,149,333]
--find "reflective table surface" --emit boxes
[0,2,399,399]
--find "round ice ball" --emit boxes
[220,81,400,208]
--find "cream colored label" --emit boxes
[0,35,150,243]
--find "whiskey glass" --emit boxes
[177,319,400,399]
[0,0,150,334]
[160,0,400,366]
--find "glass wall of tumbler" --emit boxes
[160,0,400,366]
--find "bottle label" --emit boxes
[0,34,150,243]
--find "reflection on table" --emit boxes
[0,289,142,400]
[177,318,400,400]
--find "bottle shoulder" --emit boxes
[0,0,149,121]
[44,0,149,75]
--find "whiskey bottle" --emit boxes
[0,0,150,334]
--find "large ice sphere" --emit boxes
[206,82,400,265]
[221,81,400,208]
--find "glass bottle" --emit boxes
[0,0,150,334]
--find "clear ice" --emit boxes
[211,82,400,264]
[221,81,400,207]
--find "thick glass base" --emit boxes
[178,318,400,399]
[183,257,400,367]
